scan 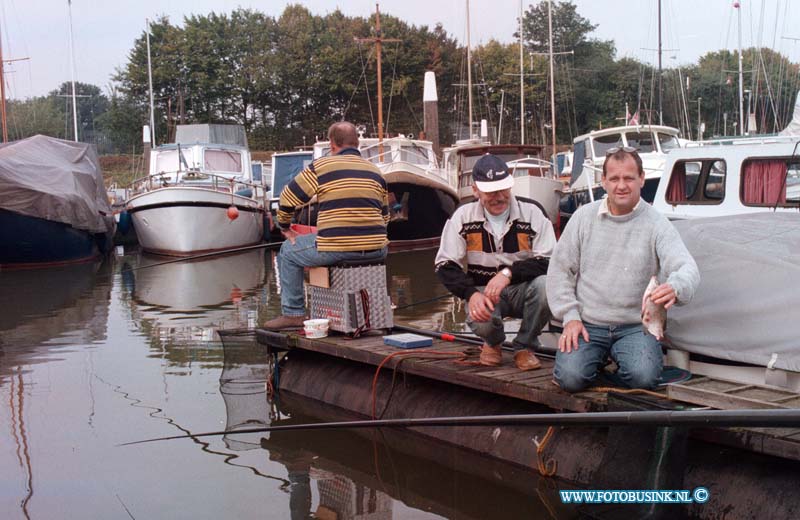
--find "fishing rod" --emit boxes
[120,408,800,446]
[128,241,282,271]
[392,293,452,311]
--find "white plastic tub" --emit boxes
[303,318,330,338]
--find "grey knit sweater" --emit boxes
[546,200,700,326]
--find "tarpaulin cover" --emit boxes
[0,135,113,233]
[668,213,800,371]
[174,124,248,147]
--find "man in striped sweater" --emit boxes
[435,154,556,370]
[263,122,389,330]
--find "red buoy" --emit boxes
[227,205,239,221]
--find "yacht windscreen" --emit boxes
[625,132,656,153]
[205,149,243,173]
[592,134,624,157]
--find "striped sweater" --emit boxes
[277,148,389,252]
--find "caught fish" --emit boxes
[642,276,667,340]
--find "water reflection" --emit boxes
[123,249,267,345]
[0,260,111,381]
[1,245,558,519]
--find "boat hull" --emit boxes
[0,209,104,268]
[126,187,264,256]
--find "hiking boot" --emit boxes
[514,350,542,371]
[479,344,502,366]
[263,315,305,330]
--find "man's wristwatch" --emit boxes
[500,267,512,279]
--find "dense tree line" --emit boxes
[6,2,800,155]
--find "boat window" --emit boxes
[666,161,700,203]
[464,155,481,172]
[704,161,726,199]
[592,134,624,157]
[205,149,242,173]
[665,159,724,204]
[658,133,680,152]
[459,173,473,188]
[400,145,429,165]
[624,132,656,153]
[361,145,383,164]
[740,158,798,206]
[154,149,180,173]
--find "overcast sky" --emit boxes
[2,1,798,100]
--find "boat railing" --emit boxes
[685,134,800,147]
[125,170,267,207]
[508,158,555,178]
[359,143,453,185]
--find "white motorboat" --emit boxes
[652,137,800,219]
[561,125,685,216]
[125,133,265,256]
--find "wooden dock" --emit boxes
[254,327,800,463]
[259,329,618,413]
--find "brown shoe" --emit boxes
[263,315,305,330]
[514,350,542,371]
[479,344,502,366]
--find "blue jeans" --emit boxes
[277,233,387,316]
[466,276,551,351]
[554,323,663,392]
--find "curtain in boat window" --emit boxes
[205,149,242,173]
[666,163,687,203]
[742,159,787,205]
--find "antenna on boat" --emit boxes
[467,0,474,139]
[735,1,744,136]
[146,19,157,146]
[66,0,79,142]
[658,0,662,125]
[519,0,524,144]
[547,0,556,161]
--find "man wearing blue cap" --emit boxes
[435,154,556,370]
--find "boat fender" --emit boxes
[227,205,239,221]
[118,211,133,234]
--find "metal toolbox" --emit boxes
[308,264,393,334]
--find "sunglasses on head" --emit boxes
[605,146,638,155]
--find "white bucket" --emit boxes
[303,319,330,338]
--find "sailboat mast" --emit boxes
[466,0,473,139]
[67,0,79,142]
[548,0,556,159]
[658,0,663,125]
[736,1,744,135]
[146,19,157,146]
[519,0,524,144]
[0,32,7,142]
[375,4,384,145]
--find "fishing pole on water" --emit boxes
[120,408,800,446]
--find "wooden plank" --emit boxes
[667,383,789,410]
[290,331,600,413]
[474,367,526,379]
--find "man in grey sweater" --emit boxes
[546,148,700,392]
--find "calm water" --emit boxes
[0,248,560,519]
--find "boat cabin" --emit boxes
[149,143,254,188]
[652,139,800,219]
[441,141,546,201]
